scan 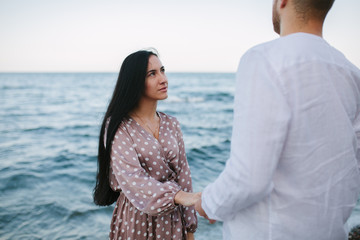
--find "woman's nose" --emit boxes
[160,74,167,84]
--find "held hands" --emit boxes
[194,193,216,224]
[174,191,216,224]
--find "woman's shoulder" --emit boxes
[118,117,135,131]
[107,117,135,140]
[158,111,179,123]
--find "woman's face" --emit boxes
[143,55,168,101]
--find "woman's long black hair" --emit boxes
[93,50,157,206]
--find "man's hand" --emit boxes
[195,193,216,224]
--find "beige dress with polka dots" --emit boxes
[108,112,197,240]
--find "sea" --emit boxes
[0,72,359,240]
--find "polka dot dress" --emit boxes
[108,112,197,240]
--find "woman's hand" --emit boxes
[187,232,195,240]
[174,191,201,207]
[195,195,216,224]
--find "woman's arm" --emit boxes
[187,232,195,240]
[174,190,201,206]
[110,127,182,216]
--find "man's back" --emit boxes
[196,1,360,239]
[225,32,360,239]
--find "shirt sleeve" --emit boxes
[173,119,198,233]
[202,49,291,221]
[110,126,181,216]
[356,119,360,170]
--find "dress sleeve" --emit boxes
[201,49,291,221]
[110,125,181,216]
[173,119,198,233]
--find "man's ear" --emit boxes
[280,0,288,9]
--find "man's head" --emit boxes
[272,0,335,35]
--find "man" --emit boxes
[195,0,360,239]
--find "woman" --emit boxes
[93,50,199,240]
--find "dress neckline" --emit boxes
[129,111,163,141]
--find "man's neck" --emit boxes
[280,12,324,37]
[280,21,323,37]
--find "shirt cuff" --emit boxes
[201,184,222,221]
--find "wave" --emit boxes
[23,126,54,132]
[0,200,72,239]
[187,140,230,164]
[205,92,234,101]
[0,85,34,90]
[66,208,100,221]
[165,96,205,103]
[0,172,43,192]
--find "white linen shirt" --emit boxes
[202,33,360,240]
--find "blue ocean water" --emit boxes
[0,73,359,240]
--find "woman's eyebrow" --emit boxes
[147,69,156,74]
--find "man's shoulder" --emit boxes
[244,33,319,58]
[239,37,284,65]
[240,33,354,71]
[244,38,279,56]
[237,38,280,71]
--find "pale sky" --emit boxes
[0,0,359,72]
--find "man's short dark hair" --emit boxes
[293,0,335,21]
